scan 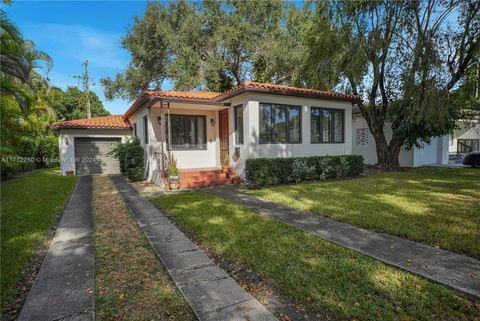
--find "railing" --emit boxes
[457,141,473,154]
[154,151,169,172]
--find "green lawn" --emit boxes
[151,192,479,321]
[0,169,78,309]
[246,167,480,259]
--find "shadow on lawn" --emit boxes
[153,193,479,321]
[0,170,77,311]
[250,168,480,259]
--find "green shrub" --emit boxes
[109,137,145,181]
[1,134,60,177]
[245,155,365,186]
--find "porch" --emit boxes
[130,96,239,189]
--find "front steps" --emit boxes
[162,168,241,190]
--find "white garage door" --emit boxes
[74,137,121,175]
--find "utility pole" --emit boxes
[83,60,91,118]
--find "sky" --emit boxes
[4,0,162,115]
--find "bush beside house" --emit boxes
[245,155,365,186]
[109,137,144,181]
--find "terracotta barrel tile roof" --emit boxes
[142,81,359,103]
[124,81,360,119]
[144,90,221,100]
[52,115,131,129]
[216,81,360,101]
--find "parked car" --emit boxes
[462,151,480,167]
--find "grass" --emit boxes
[0,168,78,309]
[246,167,480,259]
[151,191,479,321]
[93,176,195,321]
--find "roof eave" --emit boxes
[215,87,360,103]
[53,126,132,130]
[123,94,155,120]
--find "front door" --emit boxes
[219,109,229,165]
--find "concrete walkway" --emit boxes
[111,176,277,321]
[207,185,480,300]
[18,176,95,321]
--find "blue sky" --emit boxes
[5,0,161,115]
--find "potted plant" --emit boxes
[167,154,180,190]
[222,154,230,174]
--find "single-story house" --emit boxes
[53,81,450,187]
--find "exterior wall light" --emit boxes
[210,118,216,127]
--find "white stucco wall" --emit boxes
[228,93,354,177]
[57,128,131,176]
[351,115,448,167]
[127,93,356,180]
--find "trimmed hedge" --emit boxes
[245,155,365,186]
[109,137,145,181]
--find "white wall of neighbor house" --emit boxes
[352,115,448,167]
[57,128,131,176]
[449,120,480,154]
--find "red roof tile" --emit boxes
[124,82,360,119]
[216,81,360,101]
[142,81,359,103]
[144,90,221,100]
[52,115,131,129]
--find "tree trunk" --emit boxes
[371,129,400,169]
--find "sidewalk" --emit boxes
[18,176,95,321]
[111,175,278,321]
[207,185,480,300]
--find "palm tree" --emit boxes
[1,9,53,156]
[1,9,52,112]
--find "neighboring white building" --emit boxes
[53,81,454,187]
[449,119,480,155]
[352,111,449,167]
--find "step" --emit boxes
[180,169,223,176]
[180,174,228,181]
[180,178,231,188]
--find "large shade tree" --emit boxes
[101,0,297,100]
[305,0,480,168]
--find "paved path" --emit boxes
[111,175,277,321]
[18,176,95,321]
[207,185,480,300]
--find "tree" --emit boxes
[101,0,291,100]
[306,0,480,168]
[56,86,109,121]
[0,9,52,154]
